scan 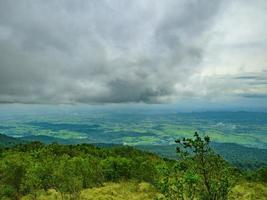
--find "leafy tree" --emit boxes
[256,167,267,183]
[22,162,43,200]
[246,167,267,183]
[160,132,236,200]
[101,157,133,181]
[138,160,157,182]
[53,155,83,200]
[0,154,26,200]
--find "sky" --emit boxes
[0,0,266,110]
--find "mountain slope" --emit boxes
[0,133,24,147]
[21,181,267,200]
[22,181,161,200]
[136,142,267,169]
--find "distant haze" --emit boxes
[0,0,266,109]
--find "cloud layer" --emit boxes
[0,0,266,105]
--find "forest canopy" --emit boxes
[0,134,267,200]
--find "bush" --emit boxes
[159,132,237,200]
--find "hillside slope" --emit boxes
[230,182,267,200]
[0,133,24,147]
[1,136,267,200]
[137,142,267,169]
[22,181,162,200]
[21,181,267,200]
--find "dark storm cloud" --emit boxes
[235,75,267,81]
[234,73,267,86]
[241,94,267,99]
[235,76,262,80]
[0,0,266,104]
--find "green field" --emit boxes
[0,111,267,148]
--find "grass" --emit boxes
[230,182,267,200]
[80,181,162,200]
[22,181,164,200]
[21,181,267,200]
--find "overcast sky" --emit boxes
[0,0,266,108]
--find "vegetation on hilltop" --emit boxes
[158,132,238,200]
[21,181,162,200]
[0,141,168,200]
[0,133,267,200]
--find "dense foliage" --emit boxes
[0,133,267,200]
[0,142,169,200]
[156,133,238,200]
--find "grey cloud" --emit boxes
[233,73,267,86]
[235,76,262,80]
[241,94,267,99]
[235,75,267,81]
[0,0,266,104]
[193,71,267,102]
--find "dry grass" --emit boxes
[230,181,267,200]
[80,181,164,200]
[22,181,267,200]
[22,181,164,200]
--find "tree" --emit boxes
[101,157,133,181]
[160,132,236,200]
[53,155,83,200]
[0,153,26,200]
